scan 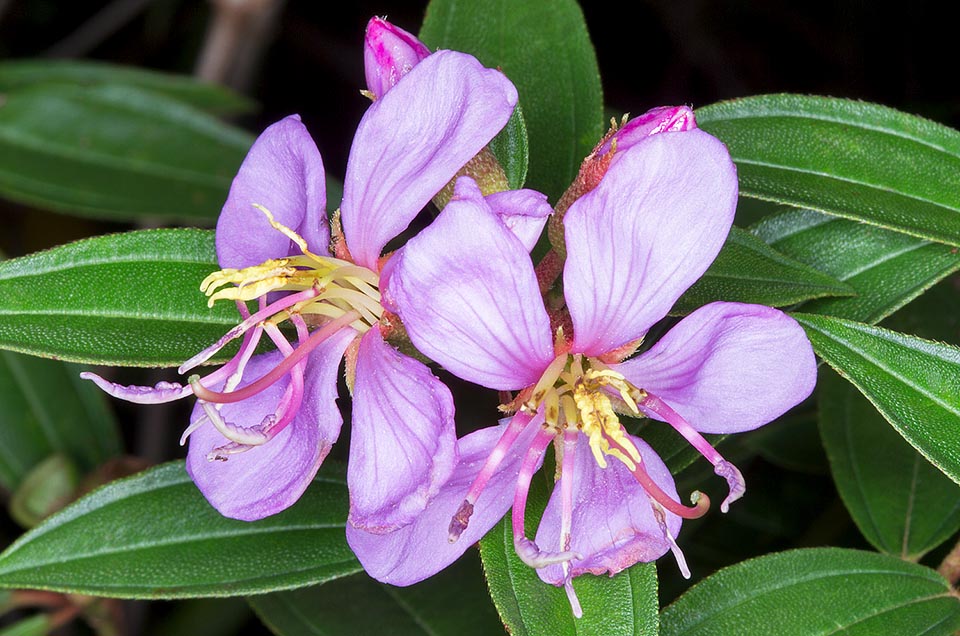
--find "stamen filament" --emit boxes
[513,427,581,568]
[449,411,533,543]
[640,393,745,512]
[189,310,360,405]
[611,436,711,519]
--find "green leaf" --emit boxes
[0,352,120,489]
[752,207,960,323]
[0,84,252,221]
[672,226,853,314]
[697,95,960,246]
[0,462,360,598]
[819,369,960,559]
[489,105,529,190]
[480,473,658,636]
[0,229,241,366]
[249,552,503,636]
[420,0,603,201]
[0,614,50,636]
[793,313,960,484]
[0,59,255,115]
[660,548,960,635]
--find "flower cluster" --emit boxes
[87,17,816,617]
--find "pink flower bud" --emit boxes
[364,17,431,99]
[596,105,697,159]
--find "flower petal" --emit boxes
[484,189,553,252]
[382,177,553,390]
[341,50,518,270]
[536,434,682,584]
[185,328,355,520]
[348,329,457,532]
[563,129,738,356]
[347,418,541,585]
[216,115,329,269]
[614,301,817,434]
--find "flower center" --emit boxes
[523,353,646,471]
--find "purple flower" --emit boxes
[346,118,817,615]
[84,48,525,524]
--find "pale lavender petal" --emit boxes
[484,189,552,252]
[342,51,518,270]
[537,434,682,584]
[186,328,355,521]
[348,329,457,532]
[564,129,738,356]
[216,115,329,269]
[347,418,541,585]
[382,177,553,390]
[363,17,431,100]
[614,301,817,434]
[596,105,697,158]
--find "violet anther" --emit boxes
[347,112,817,616]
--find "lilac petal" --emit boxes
[186,328,355,521]
[614,301,817,434]
[536,434,682,584]
[363,17,431,100]
[484,189,553,252]
[381,177,553,390]
[563,129,738,356]
[347,418,541,585]
[342,51,518,270]
[348,329,457,533]
[216,115,329,269]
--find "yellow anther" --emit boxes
[574,379,643,469]
[252,204,327,264]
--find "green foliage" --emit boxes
[0,229,240,366]
[698,95,960,246]
[672,226,853,314]
[753,207,960,323]
[421,0,603,201]
[0,462,360,598]
[0,84,252,222]
[794,313,960,484]
[660,548,960,635]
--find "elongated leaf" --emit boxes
[819,369,960,559]
[0,462,360,597]
[249,552,502,636]
[0,59,255,115]
[0,229,241,366]
[672,226,852,314]
[420,0,603,201]
[753,207,960,323]
[0,614,50,636]
[0,352,120,489]
[480,473,658,636]
[794,313,960,484]
[697,95,960,246]
[0,84,252,221]
[489,105,529,190]
[660,548,960,635]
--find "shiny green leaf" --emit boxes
[489,105,529,190]
[0,462,360,598]
[0,229,240,366]
[421,0,603,201]
[819,369,960,559]
[697,95,960,246]
[0,352,120,489]
[794,313,960,484]
[480,473,658,636]
[660,548,960,635]
[672,226,853,314]
[0,59,255,114]
[0,84,252,221]
[249,552,502,636]
[753,207,960,323]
